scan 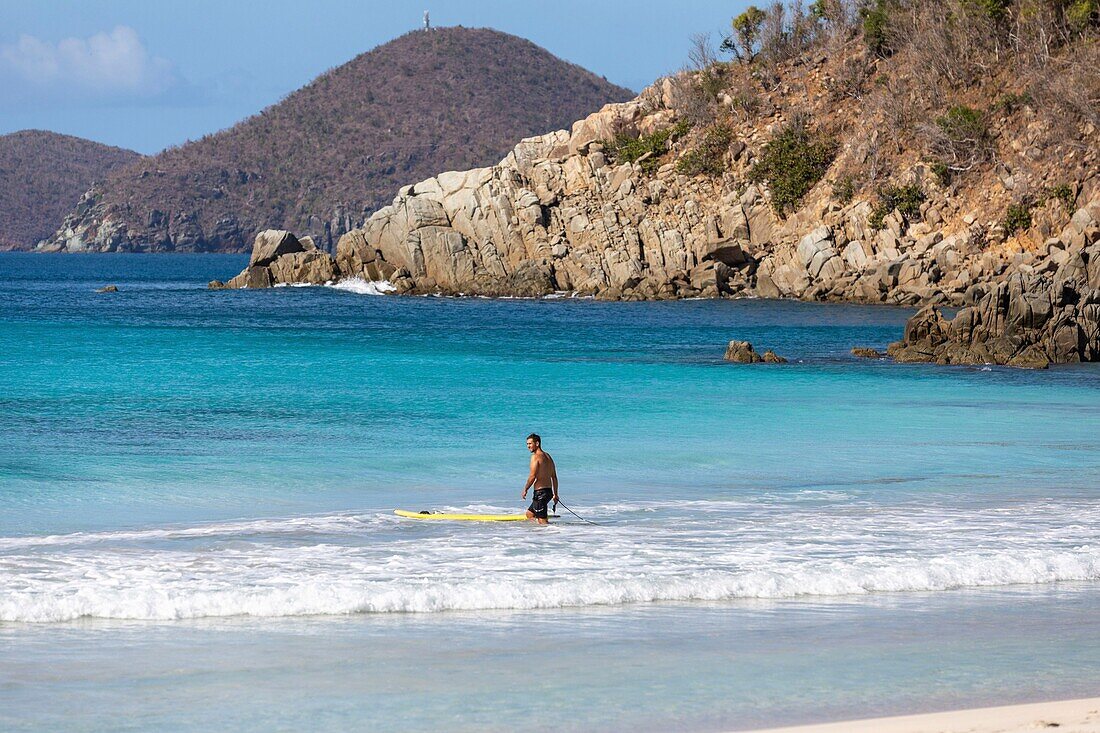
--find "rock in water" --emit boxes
[250,230,306,267]
[851,347,884,358]
[214,230,340,289]
[724,340,786,363]
[96,284,119,293]
[725,340,762,363]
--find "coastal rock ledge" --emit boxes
[724,341,787,364]
[887,274,1100,369]
[886,200,1100,368]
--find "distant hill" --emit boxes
[39,27,634,253]
[0,131,140,250]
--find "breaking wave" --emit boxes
[3,498,1098,623]
[327,278,396,295]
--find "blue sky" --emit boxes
[0,0,746,154]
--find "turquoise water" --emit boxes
[2,253,1099,731]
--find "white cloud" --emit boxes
[1,26,176,99]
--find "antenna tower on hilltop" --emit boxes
[423,11,430,31]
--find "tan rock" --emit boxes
[249,230,304,267]
[267,250,338,285]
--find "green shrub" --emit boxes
[968,0,1012,19]
[868,208,886,230]
[605,120,690,174]
[1063,0,1099,32]
[936,105,987,141]
[722,6,767,61]
[995,92,1031,113]
[932,105,992,171]
[1046,183,1075,209]
[930,161,952,185]
[1003,201,1034,235]
[861,0,892,58]
[869,184,925,230]
[748,119,837,215]
[699,67,726,102]
[730,91,761,115]
[676,124,734,176]
[833,175,856,205]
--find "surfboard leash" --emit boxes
[554,500,600,526]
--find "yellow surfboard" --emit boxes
[394,509,528,522]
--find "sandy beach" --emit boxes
[749,697,1100,733]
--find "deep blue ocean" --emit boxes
[2,252,1099,732]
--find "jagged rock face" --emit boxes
[888,228,1100,368]
[320,103,805,298]
[322,95,1097,304]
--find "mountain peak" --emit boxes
[37,28,633,253]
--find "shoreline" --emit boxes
[745,697,1100,732]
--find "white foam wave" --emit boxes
[1,546,1097,623]
[327,278,396,296]
[3,498,1099,623]
[0,513,372,550]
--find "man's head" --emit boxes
[526,433,541,452]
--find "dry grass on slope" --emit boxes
[610,0,1099,250]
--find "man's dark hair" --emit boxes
[527,433,541,444]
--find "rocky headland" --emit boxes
[213,4,1099,367]
[0,131,140,251]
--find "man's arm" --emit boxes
[522,455,537,496]
[551,466,559,502]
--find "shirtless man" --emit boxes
[521,433,558,524]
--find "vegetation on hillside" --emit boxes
[748,117,837,214]
[0,131,140,249]
[630,0,1098,227]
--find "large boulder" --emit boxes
[213,229,339,289]
[268,250,339,285]
[725,340,763,363]
[249,230,307,267]
[214,265,274,290]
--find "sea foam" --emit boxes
[327,278,396,295]
[2,498,1099,623]
[1,545,1097,623]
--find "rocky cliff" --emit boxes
[214,6,1100,367]
[37,28,633,253]
[217,71,1099,301]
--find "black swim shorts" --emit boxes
[528,488,553,519]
